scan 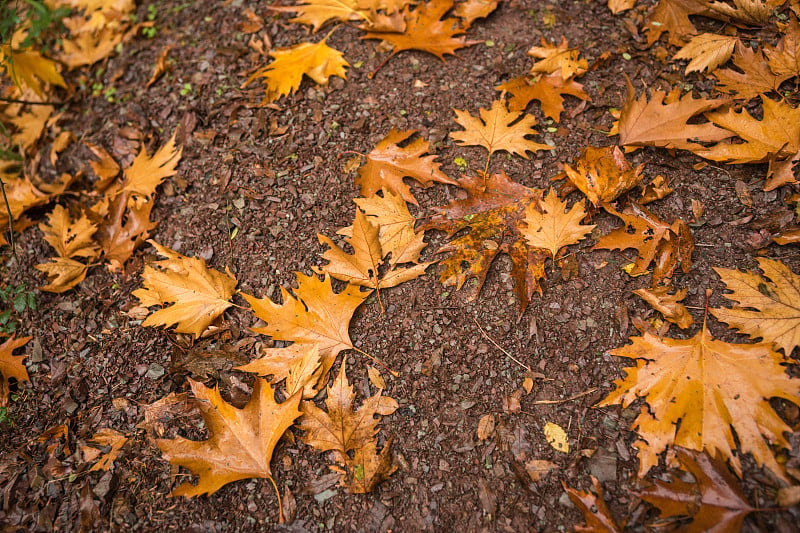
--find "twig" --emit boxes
[526,387,598,406]
[224,200,234,269]
[0,176,17,263]
[352,345,399,377]
[0,96,65,106]
[472,317,531,371]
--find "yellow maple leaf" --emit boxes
[157,378,301,497]
[563,145,645,207]
[527,37,587,80]
[352,189,426,266]
[0,335,31,407]
[673,33,737,74]
[132,241,238,338]
[0,45,67,97]
[598,322,800,480]
[274,0,370,32]
[243,37,349,105]
[36,205,100,293]
[521,188,595,261]
[238,344,326,399]
[114,131,182,205]
[10,105,53,151]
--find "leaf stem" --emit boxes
[0,176,17,264]
[351,345,399,377]
[267,475,283,524]
[472,317,530,371]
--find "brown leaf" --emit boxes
[423,172,547,313]
[137,392,193,438]
[563,145,645,206]
[157,378,301,497]
[497,73,590,122]
[477,413,495,440]
[615,76,732,151]
[597,321,800,479]
[146,46,171,88]
[0,335,31,407]
[765,15,800,78]
[527,37,588,80]
[563,476,623,532]
[90,191,157,271]
[450,100,552,159]
[634,285,694,329]
[453,0,498,27]
[132,241,238,338]
[714,43,790,100]
[639,448,754,533]
[712,258,800,356]
[80,428,128,472]
[524,459,557,482]
[607,0,635,14]
[85,142,120,191]
[521,188,595,260]
[673,33,737,74]
[356,129,455,205]
[640,175,673,204]
[352,189,427,266]
[644,0,713,46]
[274,0,368,33]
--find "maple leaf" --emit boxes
[238,345,326,400]
[317,209,431,295]
[59,28,126,69]
[423,172,547,313]
[132,241,238,338]
[634,285,694,329]
[711,258,800,356]
[352,189,427,266]
[640,448,754,533]
[157,378,301,497]
[300,361,398,493]
[91,192,157,271]
[693,96,800,164]
[644,0,713,46]
[0,45,68,97]
[765,15,800,78]
[615,77,732,151]
[714,44,790,100]
[597,320,800,479]
[562,476,623,533]
[274,0,370,32]
[496,73,590,122]
[244,37,349,105]
[362,0,478,61]
[0,335,31,408]
[450,100,553,161]
[563,145,645,207]
[706,0,784,25]
[80,428,128,472]
[10,105,53,151]
[607,0,635,14]
[674,33,738,74]
[528,37,588,80]
[356,129,455,205]
[242,272,369,378]
[112,131,182,205]
[594,203,694,281]
[36,205,100,293]
[453,0,498,27]
[521,188,595,261]
[85,142,121,192]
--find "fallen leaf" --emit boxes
[450,100,552,160]
[764,15,800,78]
[356,129,455,205]
[146,46,171,88]
[36,205,100,293]
[563,145,645,206]
[137,392,193,438]
[639,448,754,533]
[133,240,238,338]
[525,459,557,482]
[0,335,31,407]
[10,105,53,151]
[49,130,73,166]
[90,192,157,271]
[423,172,547,313]
[597,320,800,479]
[477,414,495,440]
[634,285,694,329]
[608,0,636,14]
[714,43,790,100]
[238,345,326,399]
[352,189,426,265]
[367,366,386,389]
[563,476,623,532]
[0,45,67,97]
[453,0,498,27]
[644,0,711,46]
[712,258,800,356]
[157,378,301,496]
[85,142,120,191]
[80,428,128,472]
[521,188,595,261]
[275,0,369,33]
[496,73,590,122]
[527,37,588,80]
[706,0,784,25]
[544,421,569,453]
[640,175,673,204]
[673,33,737,74]
[112,131,182,205]
[243,38,349,105]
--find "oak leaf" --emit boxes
[496,73,590,122]
[242,273,369,378]
[593,203,694,281]
[362,0,478,61]
[0,335,31,408]
[521,188,595,261]
[597,321,800,479]
[36,205,100,293]
[674,33,737,74]
[423,172,547,313]
[527,37,588,80]
[563,476,623,533]
[356,129,455,205]
[0,45,67,97]
[639,448,754,533]
[453,0,498,27]
[714,44,790,100]
[450,100,552,159]
[615,77,732,151]
[244,38,349,105]
[133,241,238,338]
[693,96,800,164]
[634,285,694,329]
[300,361,398,493]
[352,189,427,266]
[644,0,712,46]
[563,145,645,207]
[157,378,301,497]
[80,428,128,472]
[238,345,326,400]
[711,258,800,356]
[765,15,800,78]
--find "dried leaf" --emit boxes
[238,345,326,400]
[644,0,712,46]
[714,44,790,100]
[146,46,171,88]
[496,73,590,122]
[453,0,498,27]
[81,428,128,472]
[0,45,67,97]
[564,476,622,532]
[525,459,557,482]
[0,335,31,407]
[544,421,569,453]
[528,37,588,80]
[764,15,800,78]
[36,206,99,293]
[521,188,594,261]
[563,145,645,206]
[477,414,495,440]
[673,33,737,74]
[352,189,426,265]
[634,286,694,329]
[276,0,369,32]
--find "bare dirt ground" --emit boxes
[2,0,800,531]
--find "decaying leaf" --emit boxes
[133,241,238,338]
[764,15,800,78]
[243,38,349,105]
[543,421,569,453]
[57,0,136,68]
[598,321,800,479]
[521,188,595,261]
[563,476,623,533]
[525,459,557,483]
[91,192,157,271]
[634,285,694,329]
[477,413,495,440]
[673,33,737,74]
[450,100,552,160]
[352,189,426,265]
[563,145,645,206]
[712,258,800,356]
[608,0,636,14]
[300,361,398,493]
[714,43,790,100]
[0,335,31,407]
[157,378,301,496]
[423,172,547,313]
[80,429,128,472]
[594,203,694,282]
[36,205,100,293]
[639,448,754,533]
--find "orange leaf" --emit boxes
[644,0,710,46]
[0,335,31,407]
[563,145,645,206]
[453,0,498,28]
[563,476,623,533]
[157,378,301,497]
[521,188,595,261]
[35,205,99,293]
[714,44,790,100]
[497,73,590,122]
[633,285,694,329]
[673,33,737,74]
[765,15,800,78]
[527,37,587,80]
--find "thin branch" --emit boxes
[473,317,530,371]
[0,96,65,106]
[0,176,17,264]
[527,387,598,406]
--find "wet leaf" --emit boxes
[0,335,31,407]
[634,285,694,329]
[563,476,623,532]
[36,206,100,293]
[563,145,645,207]
[521,188,594,261]
[544,421,569,453]
[496,73,590,122]
[673,33,737,74]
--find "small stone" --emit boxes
[146,363,165,380]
